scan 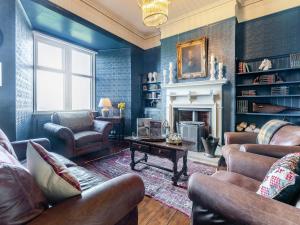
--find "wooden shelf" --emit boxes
[143,89,161,92]
[236,81,300,87]
[145,98,161,100]
[237,112,300,117]
[142,82,161,85]
[236,67,300,76]
[237,95,300,98]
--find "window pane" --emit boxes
[36,70,64,111]
[72,50,91,75]
[37,42,63,70]
[72,75,91,110]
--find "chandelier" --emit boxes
[138,0,170,27]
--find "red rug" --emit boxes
[82,149,215,216]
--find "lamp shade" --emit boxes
[98,98,112,108]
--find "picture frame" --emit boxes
[177,37,208,79]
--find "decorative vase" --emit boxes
[201,136,219,158]
[119,109,124,118]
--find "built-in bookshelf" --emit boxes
[236,53,300,130]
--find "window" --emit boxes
[34,33,95,112]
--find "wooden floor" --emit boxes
[138,196,189,225]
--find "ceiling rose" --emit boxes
[138,0,170,27]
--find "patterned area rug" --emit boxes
[82,149,215,215]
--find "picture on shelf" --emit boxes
[137,118,162,138]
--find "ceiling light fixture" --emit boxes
[138,0,170,27]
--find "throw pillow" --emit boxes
[26,141,82,203]
[257,152,300,205]
[0,128,17,158]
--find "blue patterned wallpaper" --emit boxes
[16,0,33,140]
[160,18,236,132]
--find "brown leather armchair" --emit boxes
[44,111,112,158]
[188,149,300,225]
[3,137,144,225]
[220,123,300,168]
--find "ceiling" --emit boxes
[83,0,222,38]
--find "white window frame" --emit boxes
[33,32,96,113]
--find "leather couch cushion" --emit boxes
[270,125,300,146]
[74,131,103,148]
[0,145,48,224]
[221,144,241,162]
[0,128,17,159]
[52,111,94,133]
[27,142,82,203]
[213,171,261,192]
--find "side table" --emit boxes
[96,116,125,140]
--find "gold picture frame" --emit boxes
[177,37,208,79]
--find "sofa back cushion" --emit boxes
[0,146,48,224]
[51,111,94,132]
[0,128,17,159]
[270,125,300,146]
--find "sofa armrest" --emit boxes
[224,132,257,145]
[93,120,112,141]
[11,138,51,161]
[28,174,145,225]
[241,144,300,158]
[227,150,276,181]
[188,174,300,225]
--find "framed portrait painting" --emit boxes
[177,37,208,79]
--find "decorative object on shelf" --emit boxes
[166,133,182,145]
[163,69,167,85]
[117,102,126,118]
[168,62,174,84]
[98,98,112,117]
[241,90,256,96]
[162,120,170,137]
[143,85,148,91]
[148,72,153,82]
[236,122,260,133]
[253,74,282,84]
[252,103,287,113]
[152,72,158,82]
[259,59,272,71]
[237,100,249,113]
[177,37,208,79]
[218,62,225,80]
[137,0,170,27]
[271,86,289,95]
[238,62,250,73]
[210,54,216,80]
[201,136,219,158]
[290,53,300,68]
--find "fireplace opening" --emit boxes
[173,108,212,152]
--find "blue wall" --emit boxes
[160,18,236,132]
[144,46,161,73]
[15,0,33,140]
[0,0,17,140]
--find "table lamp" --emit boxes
[98,98,112,117]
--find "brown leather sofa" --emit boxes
[220,123,300,168]
[1,135,144,225]
[44,111,112,158]
[188,149,300,225]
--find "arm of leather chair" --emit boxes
[224,132,257,145]
[227,150,276,181]
[93,120,113,142]
[28,174,145,225]
[11,138,51,161]
[241,144,300,158]
[188,174,300,225]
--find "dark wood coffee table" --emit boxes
[126,137,194,185]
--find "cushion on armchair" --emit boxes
[27,141,82,203]
[74,131,103,148]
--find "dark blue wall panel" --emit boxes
[144,46,161,73]
[160,18,236,132]
[15,0,34,140]
[0,0,16,140]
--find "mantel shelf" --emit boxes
[164,79,227,89]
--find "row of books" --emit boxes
[238,62,251,73]
[237,100,249,113]
[241,90,256,96]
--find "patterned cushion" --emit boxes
[27,141,82,203]
[257,152,300,205]
[257,120,291,144]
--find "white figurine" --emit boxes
[169,62,174,84]
[152,72,157,82]
[148,72,153,82]
[259,59,272,71]
[218,62,224,80]
[210,55,216,81]
[163,69,167,85]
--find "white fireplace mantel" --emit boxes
[164,79,227,142]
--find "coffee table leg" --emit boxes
[172,158,178,186]
[144,153,148,162]
[130,148,135,170]
[183,152,188,176]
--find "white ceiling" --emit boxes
[83,0,222,38]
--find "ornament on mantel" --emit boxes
[210,55,216,81]
[218,62,225,80]
[168,62,174,84]
[163,69,167,85]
